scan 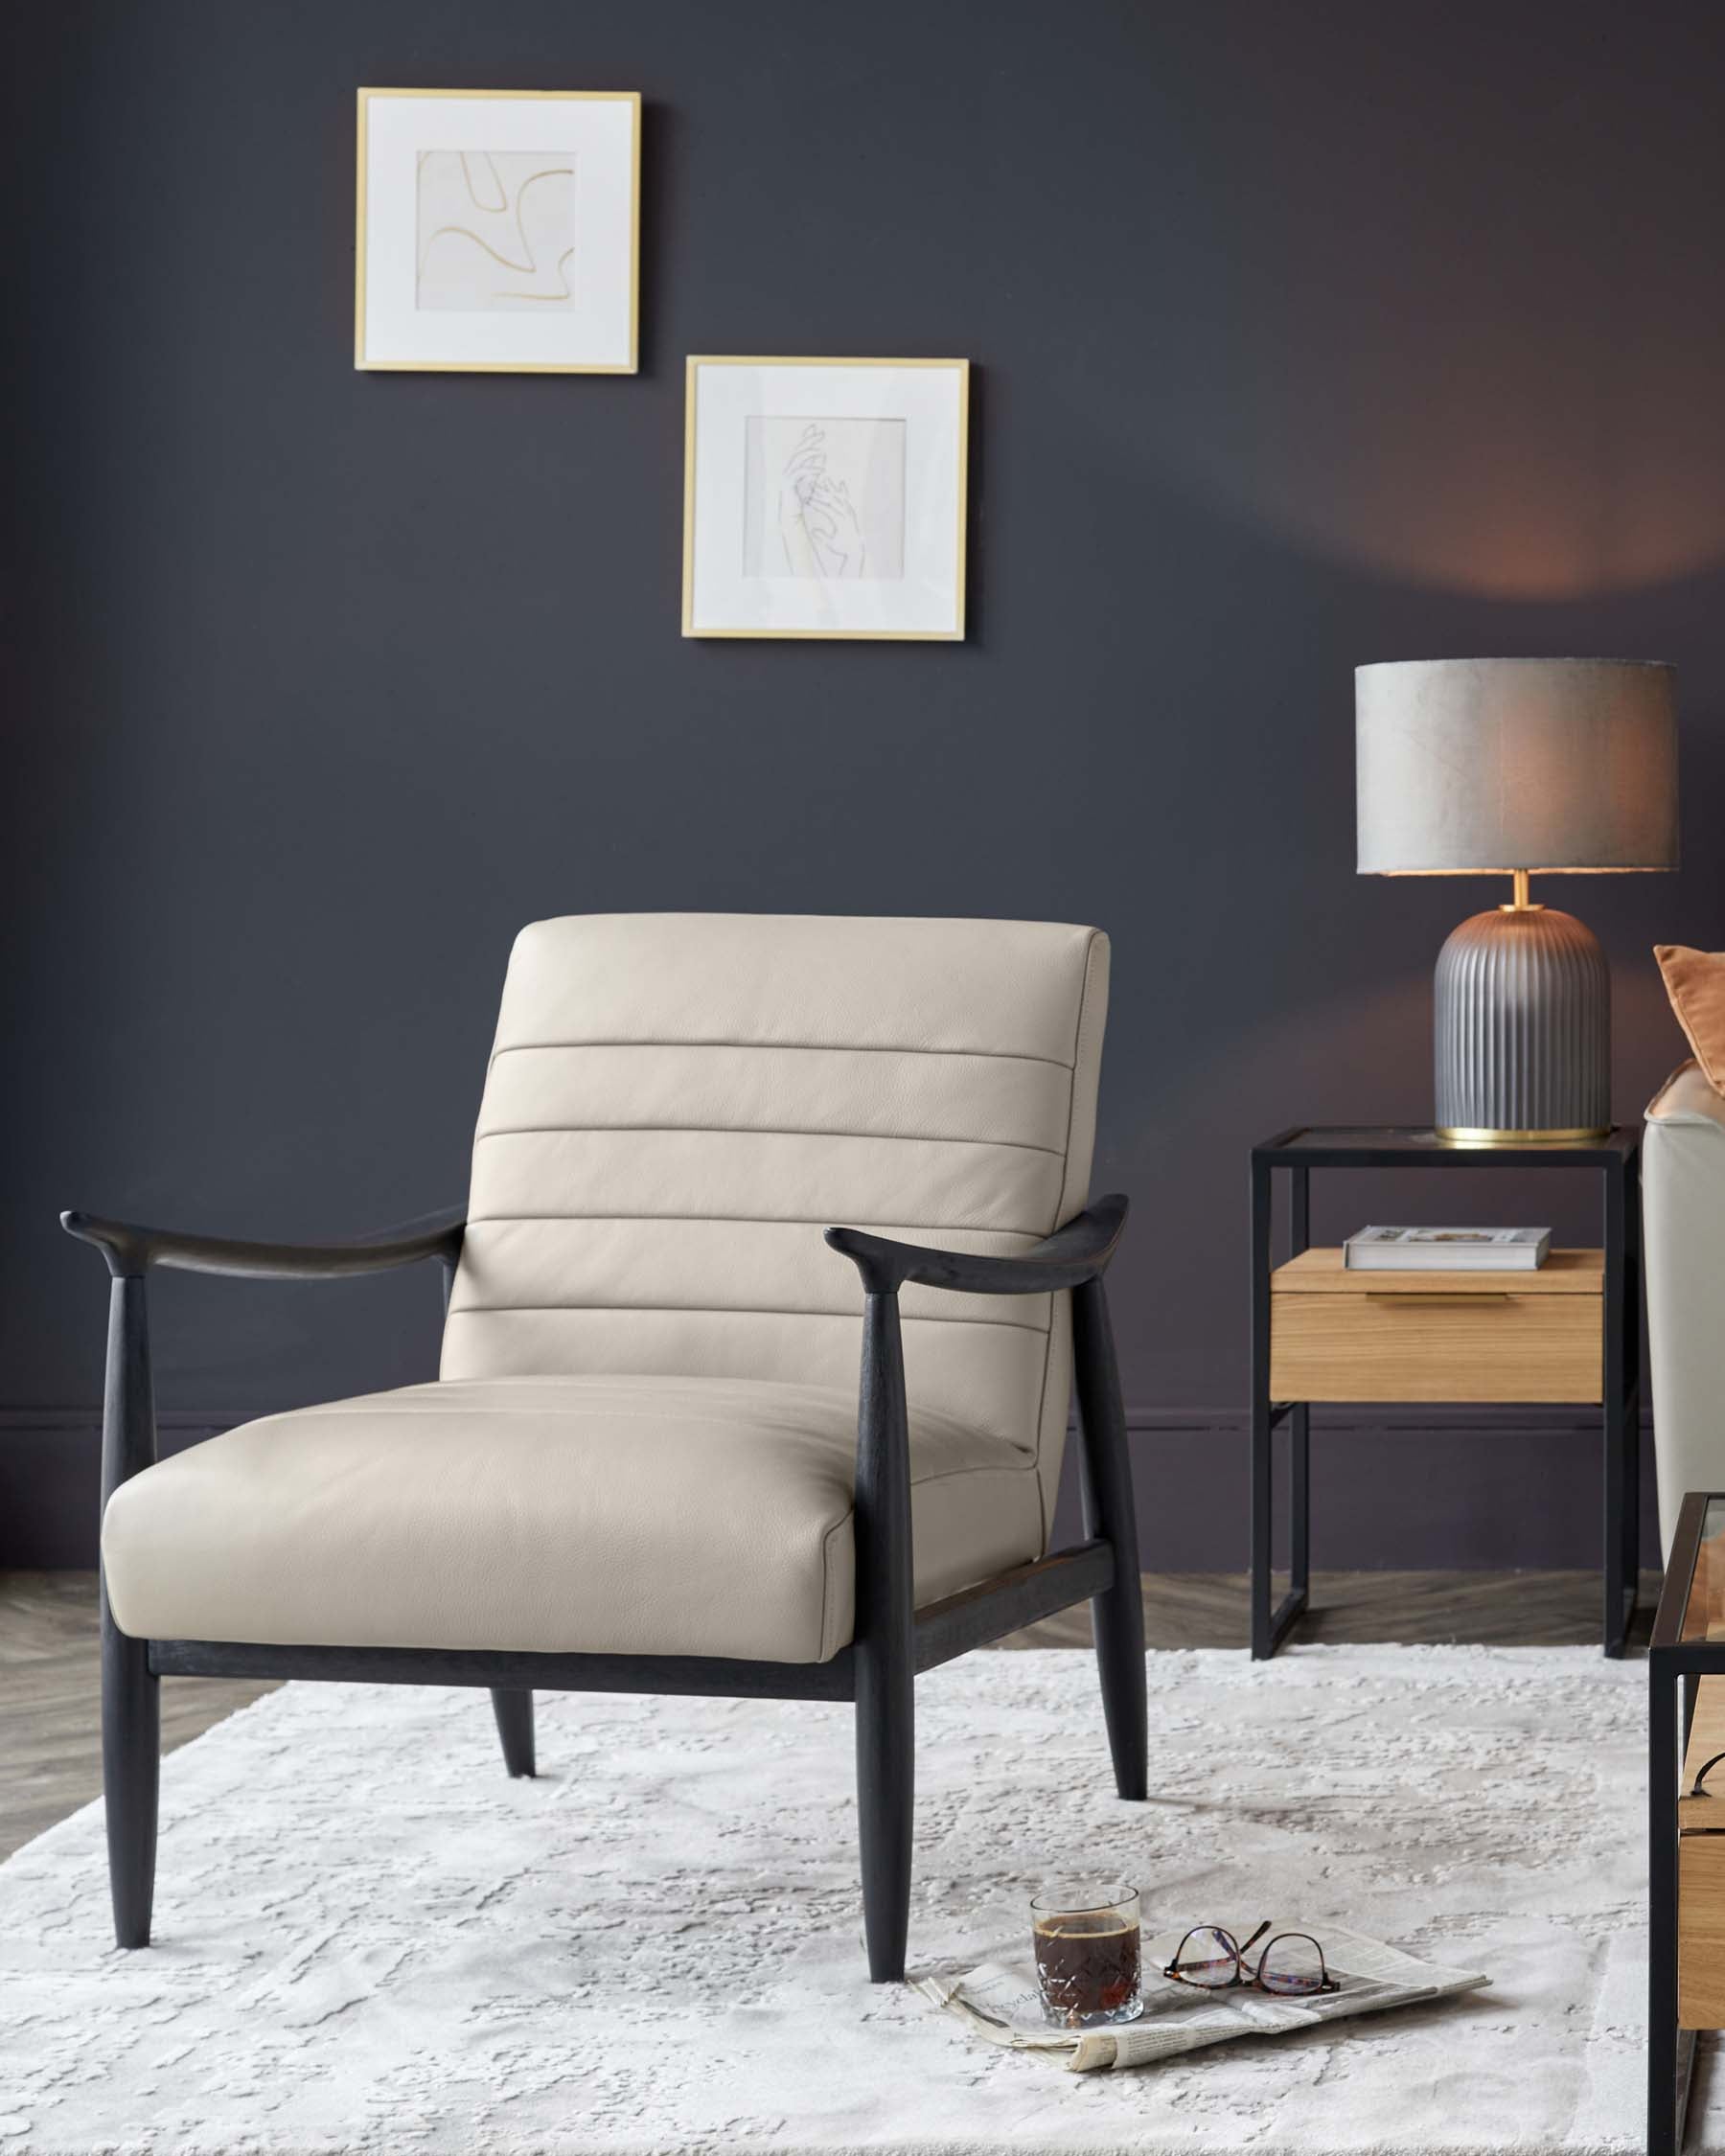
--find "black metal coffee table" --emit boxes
[1648,1492,1725,2153]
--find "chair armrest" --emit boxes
[824,1194,1128,1297]
[59,1204,466,1281]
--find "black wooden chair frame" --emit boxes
[62,1193,1146,1982]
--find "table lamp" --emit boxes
[1356,656,1678,1143]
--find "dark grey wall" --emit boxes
[9,0,1725,1571]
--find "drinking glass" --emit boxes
[1029,1886,1142,2028]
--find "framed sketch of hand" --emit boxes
[684,357,968,639]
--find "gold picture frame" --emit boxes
[681,356,970,640]
[355,89,640,374]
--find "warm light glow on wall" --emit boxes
[1132,359,1725,600]
[1108,13,1725,600]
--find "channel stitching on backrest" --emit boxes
[442,914,1110,1544]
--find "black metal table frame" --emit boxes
[1648,1490,1718,2156]
[1250,1126,1643,1662]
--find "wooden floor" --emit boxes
[2,1574,279,1863]
[0,1567,1662,1864]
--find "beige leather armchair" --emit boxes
[64,913,1145,1980]
[1644,1059,1725,1557]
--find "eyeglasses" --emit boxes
[1162,1921,1340,1998]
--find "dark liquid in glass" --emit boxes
[1033,1912,1141,2027]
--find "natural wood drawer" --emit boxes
[1269,1249,1604,1405]
[1680,1676,1725,2028]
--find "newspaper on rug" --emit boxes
[915,1919,1488,2074]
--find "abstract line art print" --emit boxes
[357,90,637,371]
[742,417,908,579]
[415,149,577,311]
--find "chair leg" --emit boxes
[98,1273,160,1949]
[102,1596,159,1949]
[854,1287,915,1982]
[1091,1552,1148,1800]
[1074,1277,1148,1800]
[855,1644,913,1983]
[490,1687,536,1778]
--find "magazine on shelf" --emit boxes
[1343,1226,1552,1272]
[916,1920,1488,2075]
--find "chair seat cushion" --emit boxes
[100,1375,1044,1664]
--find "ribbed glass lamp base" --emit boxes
[1433,905,1610,1141]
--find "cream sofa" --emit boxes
[1644,1059,1725,1556]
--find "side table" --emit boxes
[1251,1125,1642,1660]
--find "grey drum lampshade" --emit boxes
[1356,657,1678,876]
[1354,657,1679,1141]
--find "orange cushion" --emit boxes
[1655,945,1725,1093]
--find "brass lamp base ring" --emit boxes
[1435,1125,1611,1147]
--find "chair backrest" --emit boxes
[443,913,1110,1543]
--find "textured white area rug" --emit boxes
[0,1645,1691,2154]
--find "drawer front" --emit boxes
[1269,1290,1601,1403]
[1681,1833,1725,2028]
